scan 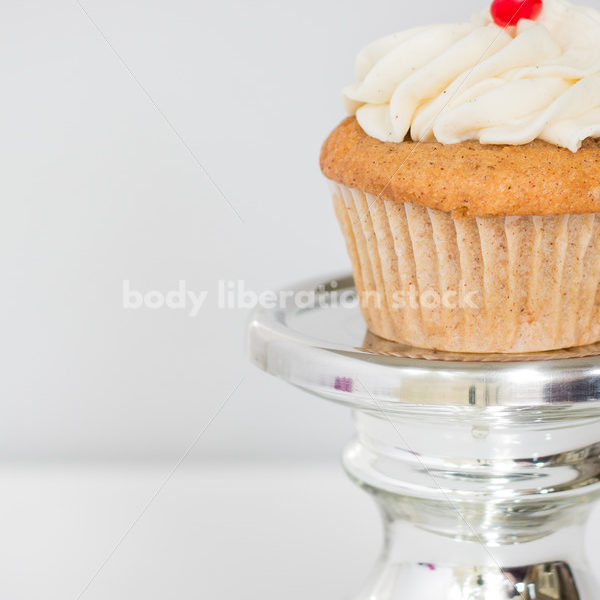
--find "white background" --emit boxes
[1,0,496,462]
[3,1,600,598]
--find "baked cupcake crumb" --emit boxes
[321,117,600,218]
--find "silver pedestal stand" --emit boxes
[248,274,600,599]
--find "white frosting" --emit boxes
[343,0,600,151]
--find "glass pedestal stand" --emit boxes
[248,275,600,600]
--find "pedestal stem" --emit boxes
[343,408,600,599]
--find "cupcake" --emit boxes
[320,0,600,353]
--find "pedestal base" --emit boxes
[356,559,583,600]
[344,408,600,600]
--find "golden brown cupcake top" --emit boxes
[320,117,600,218]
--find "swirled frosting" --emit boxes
[343,0,600,151]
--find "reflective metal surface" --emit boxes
[248,274,600,599]
[248,273,600,410]
[353,561,581,600]
[345,409,600,598]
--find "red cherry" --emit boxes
[491,0,543,27]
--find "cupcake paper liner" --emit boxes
[330,181,600,353]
